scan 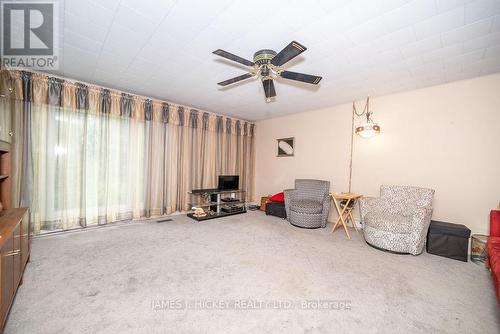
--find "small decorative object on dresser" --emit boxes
[277,137,294,157]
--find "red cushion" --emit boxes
[490,210,500,237]
[487,236,500,304]
[269,192,285,203]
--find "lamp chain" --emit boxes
[353,96,369,117]
[348,104,355,193]
[349,96,370,192]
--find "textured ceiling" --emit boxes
[41,0,500,120]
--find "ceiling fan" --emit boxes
[213,41,322,102]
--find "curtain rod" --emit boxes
[1,67,255,124]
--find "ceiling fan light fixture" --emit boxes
[355,121,380,138]
[353,97,380,138]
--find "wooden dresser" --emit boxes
[0,140,30,332]
[0,208,29,330]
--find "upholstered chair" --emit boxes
[360,185,435,255]
[284,179,330,228]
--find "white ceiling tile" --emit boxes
[102,23,149,55]
[315,0,350,13]
[96,50,134,73]
[465,0,500,24]
[422,43,463,63]
[62,44,99,70]
[92,69,122,86]
[463,32,500,52]
[479,56,500,74]
[380,55,418,75]
[63,29,103,53]
[400,35,442,58]
[382,0,438,32]
[88,0,122,12]
[484,44,500,58]
[277,0,327,28]
[370,26,416,52]
[64,12,109,43]
[120,0,177,23]
[113,4,158,36]
[126,58,161,78]
[293,19,333,45]
[492,15,500,32]
[310,35,355,59]
[184,27,239,64]
[443,49,485,68]
[446,66,482,82]
[369,50,402,68]
[59,68,90,82]
[209,4,264,39]
[343,44,375,66]
[409,60,444,76]
[349,0,411,22]
[159,0,231,42]
[436,0,473,13]
[413,8,465,40]
[347,17,391,45]
[136,31,184,63]
[65,0,115,28]
[118,73,151,88]
[441,18,493,46]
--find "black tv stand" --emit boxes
[187,189,246,221]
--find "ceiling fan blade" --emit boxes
[262,79,276,99]
[217,73,254,86]
[271,41,307,66]
[213,49,255,67]
[280,70,322,85]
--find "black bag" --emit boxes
[426,220,471,262]
[265,201,286,219]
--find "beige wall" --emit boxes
[255,73,500,234]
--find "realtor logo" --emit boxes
[1,1,60,69]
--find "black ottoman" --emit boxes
[265,201,286,219]
[427,220,471,262]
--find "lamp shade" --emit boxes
[355,122,380,138]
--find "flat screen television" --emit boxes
[218,175,239,191]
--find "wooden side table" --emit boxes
[330,192,363,239]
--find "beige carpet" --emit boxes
[5,211,500,333]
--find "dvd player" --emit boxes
[221,205,245,213]
[221,197,240,202]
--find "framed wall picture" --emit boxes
[277,137,294,157]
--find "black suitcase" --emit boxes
[265,201,286,219]
[426,220,471,262]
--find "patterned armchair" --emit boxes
[360,185,435,255]
[284,179,330,229]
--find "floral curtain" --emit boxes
[0,69,255,235]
